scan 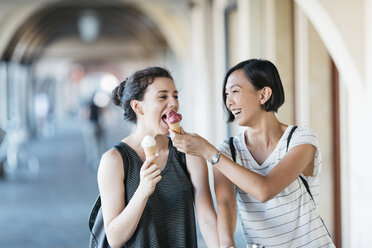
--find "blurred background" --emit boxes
[0,0,371,247]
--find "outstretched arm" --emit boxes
[171,129,316,202]
[186,154,220,247]
[212,144,316,202]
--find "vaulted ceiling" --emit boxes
[1,1,168,64]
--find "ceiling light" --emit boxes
[77,10,100,43]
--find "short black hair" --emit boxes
[112,66,173,123]
[222,59,285,122]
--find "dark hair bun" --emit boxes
[112,79,127,107]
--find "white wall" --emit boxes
[319,0,365,82]
[308,22,334,237]
[294,2,335,238]
[296,0,372,246]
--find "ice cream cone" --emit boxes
[141,135,157,164]
[144,145,156,158]
[168,122,181,134]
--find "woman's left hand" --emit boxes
[169,128,218,161]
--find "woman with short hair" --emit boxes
[171,59,335,248]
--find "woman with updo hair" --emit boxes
[97,66,219,247]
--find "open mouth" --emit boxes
[161,114,167,123]
[231,108,242,117]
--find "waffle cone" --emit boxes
[168,122,181,133]
[144,145,156,158]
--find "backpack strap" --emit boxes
[228,126,312,200]
[88,143,129,232]
[299,175,313,201]
[286,126,314,201]
[229,137,236,163]
[88,196,102,232]
[287,126,331,237]
[286,126,298,153]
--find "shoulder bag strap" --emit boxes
[286,126,298,153]
[88,195,102,232]
[286,126,314,201]
[287,126,331,237]
[229,137,236,163]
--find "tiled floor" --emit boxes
[0,120,100,248]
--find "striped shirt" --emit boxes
[218,125,335,248]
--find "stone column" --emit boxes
[186,0,216,142]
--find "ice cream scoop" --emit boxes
[141,135,157,163]
[163,110,182,133]
[141,135,156,148]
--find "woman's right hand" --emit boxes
[138,154,162,198]
[170,128,218,161]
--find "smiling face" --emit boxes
[137,77,179,135]
[225,69,263,126]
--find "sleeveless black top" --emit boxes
[115,139,197,248]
